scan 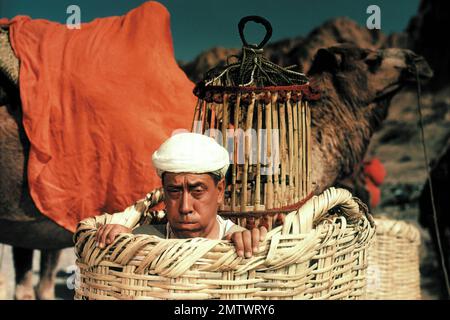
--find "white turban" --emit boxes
[152,132,230,178]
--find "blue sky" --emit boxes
[0,0,420,62]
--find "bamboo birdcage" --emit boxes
[192,16,320,229]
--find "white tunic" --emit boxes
[166,214,236,239]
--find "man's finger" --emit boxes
[251,228,260,253]
[96,225,105,244]
[259,226,267,241]
[106,229,118,245]
[232,232,244,257]
[99,225,114,248]
[242,230,252,258]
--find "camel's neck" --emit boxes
[308,75,384,182]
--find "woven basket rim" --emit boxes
[374,216,421,243]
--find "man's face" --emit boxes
[163,173,225,239]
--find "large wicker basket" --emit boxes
[366,217,421,300]
[73,187,375,300]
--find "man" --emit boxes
[95,132,267,258]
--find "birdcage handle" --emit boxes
[238,15,273,49]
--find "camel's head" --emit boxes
[307,44,433,107]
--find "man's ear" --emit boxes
[217,178,225,205]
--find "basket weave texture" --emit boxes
[73,187,376,300]
[366,217,421,300]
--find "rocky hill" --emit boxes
[180,17,385,83]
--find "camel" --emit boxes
[307,45,432,191]
[0,43,432,299]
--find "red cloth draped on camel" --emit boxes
[0,1,195,232]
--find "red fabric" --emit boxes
[365,178,381,208]
[363,157,386,208]
[0,1,196,232]
[363,157,386,186]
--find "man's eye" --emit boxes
[191,188,204,195]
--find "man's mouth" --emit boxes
[172,222,201,232]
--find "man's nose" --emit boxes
[179,190,193,215]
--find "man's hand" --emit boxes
[95,224,132,248]
[225,226,267,258]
